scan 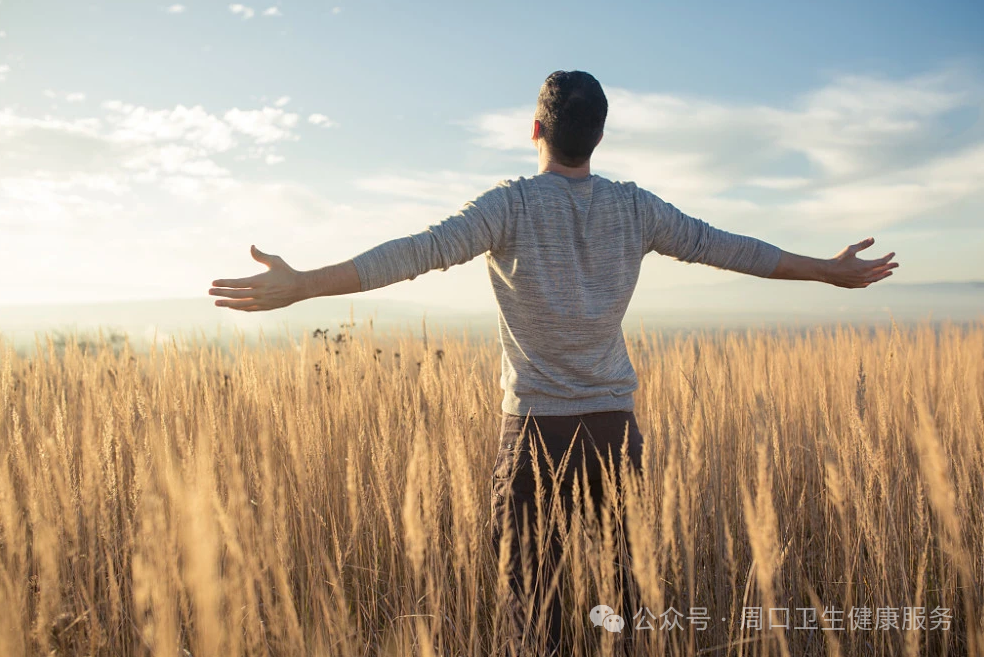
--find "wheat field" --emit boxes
[0,320,981,657]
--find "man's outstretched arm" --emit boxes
[210,183,510,311]
[209,245,361,312]
[768,237,897,288]
[642,188,898,289]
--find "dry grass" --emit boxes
[0,319,981,656]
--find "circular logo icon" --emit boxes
[589,604,615,627]
[603,614,625,633]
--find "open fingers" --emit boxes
[868,261,899,275]
[864,251,897,267]
[850,237,875,254]
[212,274,263,289]
[214,298,261,310]
[867,270,894,284]
[251,245,284,268]
[209,287,256,299]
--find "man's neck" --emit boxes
[538,154,591,180]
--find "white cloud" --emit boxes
[224,107,299,143]
[308,113,334,127]
[0,64,10,83]
[262,6,281,16]
[779,143,984,231]
[274,95,290,107]
[229,4,255,19]
[104,103,239,151]
[0,108,102,138]
[331,6,342,14]
[0,99,309,227]
[96,102,299,153]
[0,30,7,38]
[747,177,812,190]
[122,144,230,178]
[164,4,186,13]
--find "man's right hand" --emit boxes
[210,245,307,312]
[823,237,899,289]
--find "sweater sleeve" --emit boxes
[639,186,781,278]
[351,181,512,292]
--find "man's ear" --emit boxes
[596,131,604,147]
[531,119,541,141]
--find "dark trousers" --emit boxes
[489,410,645,656]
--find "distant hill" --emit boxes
[0,296,498,351]
[1,281,980,350]
[625,279,984,324]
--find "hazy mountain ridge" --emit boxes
[628,279,984,316]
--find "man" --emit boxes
[210,71,899,655]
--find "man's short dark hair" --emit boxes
[534,70,608,167]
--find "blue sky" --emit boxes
[0,0,982,311]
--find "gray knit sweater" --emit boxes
[351,172,781,416]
